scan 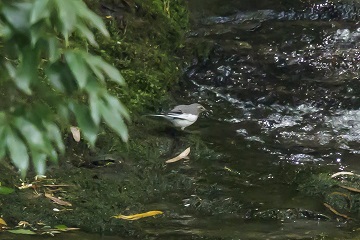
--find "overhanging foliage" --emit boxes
[0,0,129,176]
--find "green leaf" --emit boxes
[15,46,39,95]
[85,56,104,82]
[99,100,128,142]
[48,149,58,162]
[44,122,64,153]
[72,104,98,146]
[2,2,32,33]
[54,0,76,38]
[48,37,60,62]
[65,51,88,89]
[30,0,50,24]
[31,150,47,175]
[73,1,109,37]
[0,186,15,195]
[5,62,15,78]
[57,104,69,124]
[0,126,10,159]
[76,23,97,47]
[6,128,29,177]
[54,224,68,230]
[0,112,7,124]
[98,60,125,85]
[0,21,11,38]
[84,77,104,94]
[89,95,101,126]
[46,62,78,94]
[30,22,46,46]
[86,56,125,85]
[29,104,52,124]
[14,117,48,153]
[7,229,36,235]
[46,63,66,92]
[104,94,130,120]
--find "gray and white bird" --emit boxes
[149,103,206,130]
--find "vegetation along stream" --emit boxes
[2,0,360,239]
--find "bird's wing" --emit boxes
[166,112,188,120]
[167,112,198,121]
[171,105,186,112]
[147,113,186,120]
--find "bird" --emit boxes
[148,103,206,130]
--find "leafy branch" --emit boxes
[0,0,129,176]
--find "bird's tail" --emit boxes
[146,114,172,120]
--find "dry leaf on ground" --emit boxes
[45,193,72,206]
[0,218,7,226]
[323,203,352,220]
[70,126,81,142]
[166,147,190,163]
[17,183,33,190]
[112,210,163,220]
[43,184,73,187]
[330,191,350,199]
[339,185,360,193]
[17,221,31,228]
[331,171,360,178]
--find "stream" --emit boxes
[168,0,360,239]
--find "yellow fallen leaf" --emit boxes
[112,210,163,220]
[339,185,360,193]
[70,126,81,142]
[323,203,352,220]
[224,166,241,175]
[0,218,7,226]
[166,147,190,163]
[330,191,350,199]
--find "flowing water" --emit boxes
[162,0,360,239]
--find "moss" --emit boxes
[298,173,338,197]
[182,38,216,63]
[0,1,225,237]
[0,130,212,234]
[298,172,360,219]
[82,0,189,112]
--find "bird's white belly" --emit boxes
[171,114,198,128]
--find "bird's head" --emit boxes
[194,103,206,113]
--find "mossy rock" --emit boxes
[81,0,189,112]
